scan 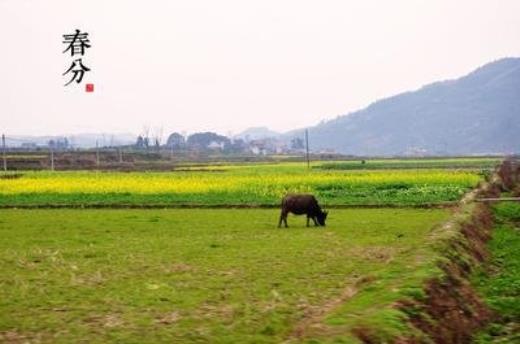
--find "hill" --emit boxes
[300,58,520,155]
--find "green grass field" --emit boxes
[0,208,450,343]
[0,162,484,207]
[317,158,501,170]
[472,202,520,343]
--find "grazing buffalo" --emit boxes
[278,194,328,228]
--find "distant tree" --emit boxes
[48,138,69,151]
[187,132,230,151]
[291,137,304,150]
[135,135,147,149]
[140,124,151,150]
[229,138,247,153]
[152,126,164,149]
[166,132,186,149]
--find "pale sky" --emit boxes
[1,0,519,137]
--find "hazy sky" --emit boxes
[1,0,519,137]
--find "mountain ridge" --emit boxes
[292,57,520,155]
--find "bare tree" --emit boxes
[153,125,164,148]
[141,124,151,150]
[141,124,151,141]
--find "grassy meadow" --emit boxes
[0,208,450,343]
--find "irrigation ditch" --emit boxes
[368,159,520,344]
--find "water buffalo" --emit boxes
[278,194,328,228]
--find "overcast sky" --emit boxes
[1,0,519,137]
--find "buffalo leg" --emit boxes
[312,217,319,226]
[278,211,289,228]
[306,216,310,227]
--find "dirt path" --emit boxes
[286,276,374,341]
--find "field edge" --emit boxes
[388,160,518,344]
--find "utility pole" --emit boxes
[118,147,123,164]
[50,146,55,171]
[2,134,6,172]
[305,129,310,169]
[95,140,100,168]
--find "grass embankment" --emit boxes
[0,208,450,343]
[0,163,482,207]
[472,202,520,343]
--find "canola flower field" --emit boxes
[0,163,485,207]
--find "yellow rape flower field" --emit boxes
[0,163,483,207]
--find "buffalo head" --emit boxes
[316,210,328,226]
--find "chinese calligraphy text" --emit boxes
[62,29,91,87]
